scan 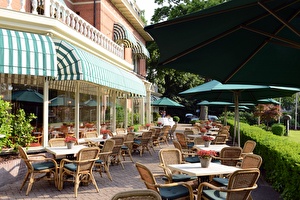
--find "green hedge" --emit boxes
[227,120,300,200]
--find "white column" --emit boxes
[42,78,49,147]
[75,82,80,139]
[44,0,50,16]
[140,97,145,125]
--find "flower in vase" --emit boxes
[65,136,77,143]
[197,150,217,159]
[202,135,214,141]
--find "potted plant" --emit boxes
[101,129,109,139]
[173,116,180,123]
[202,135,214,147]
[197,150,217,168]
[65,136,77,149]
[145,123,151,130]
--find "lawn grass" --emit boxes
[286,130,300,143]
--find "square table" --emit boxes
[45,145,87,157]
[168,162,240,177]
[193,144,229,153]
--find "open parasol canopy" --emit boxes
[151,97,184,108]
[11,89,44,103]
[180,80,300,146]
[145,0,300,88]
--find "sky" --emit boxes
[135,0,157,22]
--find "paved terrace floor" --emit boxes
[0,124,282,200]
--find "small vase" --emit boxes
[204,141,211,147]
[200,157,212,168]
[67,142,74,149]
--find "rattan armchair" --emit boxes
[18,146,58,195]
[133,131,153,157]
[213,135,227,144]
[85,131,98,138]
[158,125,171,146]
[175,132,194,150]
[58,147,100,197]
[172,140,199,163]
[121,132,135,162]
[135,162,194,200]
[197,169,260,200]
[213,147,242,166]
[49,138,66,147]
[158,149,197,184]
[111,189,162,200]
[111,136,125,169]
[94,139,115,181]
[241,140,256,158]
[212,154,262,187]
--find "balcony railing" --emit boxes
[3,0,124,59]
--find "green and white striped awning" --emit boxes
[0,29,57,77]
[113,23,137,48]
[133,40,150,59]
[53,39,146,96]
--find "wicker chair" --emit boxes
[94,139,115,181]
[213,135,227,144]
[175,132,194,150]
[172,140,199,163]
[152,128,162,148]
[18,146,58,195]
[85,131,98,138]
[58,147,100,197]
[158,125,171,146]
[49,138,66,147]
[111,136,125,169]
[158,149,197,184]
[212,154,262,187]
[169,124,177,140]
[197,169,260,200]
[135,162,194,200]
[212,147,242,166]
[121,132,135,162]
[241,140,256,158]
[111,189,162,200]
[133,131,153,157]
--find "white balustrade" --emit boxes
[3,0,124,59]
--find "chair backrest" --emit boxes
[49,138,66,147]
[76,147,100,171]
[226,168,260,200]
[111,189,162,200]
[213,135,227,144]
[169,124,177,134]
[191,127,200,134]
[101,139,115,153]
[18,146,33,171]
[175,132,188,149]
[172,140,183,152]
[99,139,115,161]
[85,131,98,138]
[135,162,159,193]
[240,154,262,169]
[242,140,256,154]
[219,147,242,166]
[193,137,204,145]
[125,132,135,142]
[111,137,125,155]
[159,149,182,175]
[183,130,194,137]
[142,131,153,139]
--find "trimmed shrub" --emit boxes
[271,124,285,136]
[173,116,180,122]
[227,119,300,200]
